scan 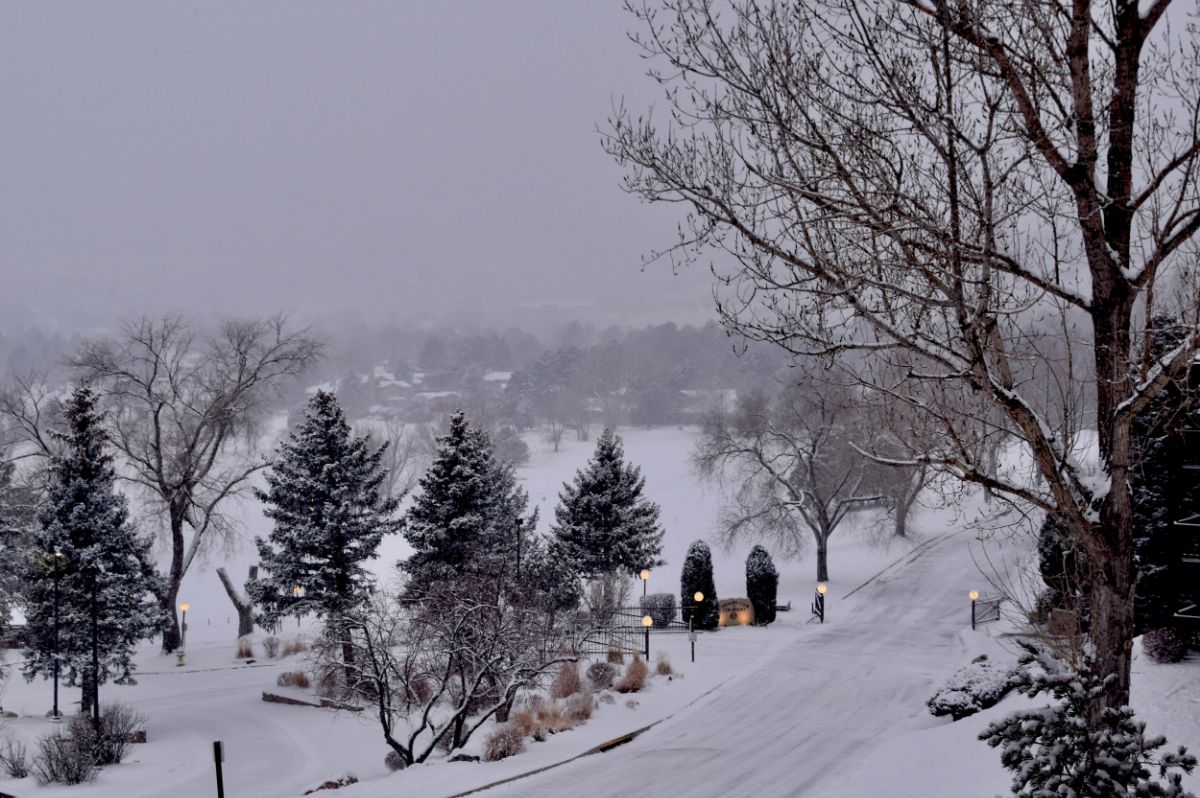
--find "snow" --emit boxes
[1,425,1196,798]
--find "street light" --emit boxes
[640,569,650,597]
[642,614,653,658]
[689,591,704,662]
[50,550,64,722]
[969,591,980,630]
[293,586,303,629]
[813,583,827,624]
[179,603,190,649]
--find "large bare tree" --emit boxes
[606,0,1200,710]
[73,315,322,651]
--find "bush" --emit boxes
[236,636,255,659]
[640,593,677,627]
[745,545,779,626]
[549,661,582,700]
[1143,627,1189,664]
[680,540,719,630]
[981,645,1197,796]
[277,671,312,689]
[0,733,29,778]
[927,659,1017,720]
[68,703,146,766]
[384,749,406,771]
[606,647,625,665]
[281,637,308,657]
[32,732,96,785]
[564,693,594,724]
[510,708,537,738]
[654,652,673,677]
[262,635,280,659]
[615,656,648,694]
[483,724,525,762]
[586,661,616,691]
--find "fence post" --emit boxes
[213,740,225,798]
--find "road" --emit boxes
[472,531,980,798]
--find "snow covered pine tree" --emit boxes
[22,386,163,730]
[251,390,401,678]
[551,428,664,577]
[745,545,778,626]
[680,540,719,630]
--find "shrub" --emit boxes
[483,724,525,762]
[927,659,1017,720]
[281,637,309,657]
[981,645,1197,797]
[606,647,625,665]
[236,636,255,659]
[384,749,406,771]
[615,656,648,694]
[68,703,147,766]
[587,661,617,690]
[510,709,537,738]
[549,661,582,700]
[32,732,96,785]
[0,733,29,778]
[1143,627,1189,664]
[745,545,779,626]
[262,635,281,659]
[680,540,719,630]
[564,693,593,724]
[640,593,677,627]
[277,671,312,689]
[654,652,673,677]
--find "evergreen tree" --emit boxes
[680,540,719,630]
[981,645,1196,797]
[402,411,537,597]
[1037,514,1090,623]
[551,428,664,577]
[252,390,401,628]
[745,545,778,626]
[22,387,164,728]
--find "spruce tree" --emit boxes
[551,428,664,577]
[402,411,537,598]
[680,540,719,630]
[22,387,164,728]
[745,545,778,626]
[252,391,401,629]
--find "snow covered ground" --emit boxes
[1,426,1196,797]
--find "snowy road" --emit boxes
[471,531,983,798]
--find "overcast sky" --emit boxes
[0,2,714,331]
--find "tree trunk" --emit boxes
[816,538,829,583]
[160,580,182,653]
[216,567,255,638]
[161,506,187,652]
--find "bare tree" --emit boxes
[358,418,433,499]
[216,567,255,639]
[607,0,1200,710]
[72,315,322,651]
[341,589,572,768]
[695,382,889,581]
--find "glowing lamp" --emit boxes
[694,591,704,603]
[640,569,650,581]
[179,603,190,613]
[816,584,827,595]
[642,615,653,628]
[969,591,980,601]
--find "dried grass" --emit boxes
[277,671,311,689]
[655,652,673,677]
[549,661,582,700]
[615,656,648,694]
[483,724,525,762]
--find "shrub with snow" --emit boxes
[1143,627,1190,664]
[655,652,673,677]
[277,671,311,689]
[927,658,1017,720]
[0,733,29,778]
[615,656,648,694]
[31,732,96,785]
[745,546,779,626]
[980,645,1197,797]
[262,635,280,659]
[587,661,617,690]
[549,661,582,700]
[236,636,254,659]
[483,724,525,762]
[640,592,677,627]
[384,749,406,772]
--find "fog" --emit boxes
[0,2,713,332]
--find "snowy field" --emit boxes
[1,426,1197,797]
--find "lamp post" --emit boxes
[642,614,653,658]
[689,590,704,662]
[293,586,303,629]
[640,569,650,597]
[179,602,190,648]
[969,591,979,630]
[813,583,827,624]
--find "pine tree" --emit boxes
[402,411,537,598]
[745,545,778,626]
[551,428,664,578]
[981,645,1197,797]
[22,387,164,728]
[680,540,719,630]
[252,391,401,628]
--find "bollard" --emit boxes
[213,740,225,798]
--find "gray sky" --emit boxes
[0,2,712,331]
